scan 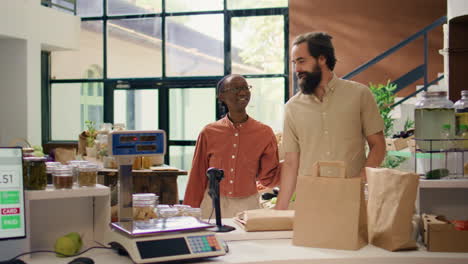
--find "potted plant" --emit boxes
[85,120,97,157]
[369,81,408,169]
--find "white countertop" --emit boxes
[18,219,468,264]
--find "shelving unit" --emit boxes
[24,184,111,255]
[419,178,468,188]
[26,184,109,200]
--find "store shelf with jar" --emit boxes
[413,90,468,189]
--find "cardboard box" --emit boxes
[422,214,468,252]
[386,137,410,151]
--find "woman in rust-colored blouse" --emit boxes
[183,74,281,219]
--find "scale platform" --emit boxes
[107,216,227,263]
[111,216,214,237]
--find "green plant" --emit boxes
[85,120,97,147]
[369,81,407,168]
[369,81,397,137]
[404,118,415,132]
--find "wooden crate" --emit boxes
[386,137,410,151]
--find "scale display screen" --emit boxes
[119,136,138,143]
[139,135,156,142]
[0,148,25,240]
[111,131,165,156]
[137,238,189,259]
[136,145,157,152]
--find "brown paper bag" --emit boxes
[55,147,77,164]
[293,161,368,250]
[78,131,88,156]
[234,208,294,232]
[366,167,419,251]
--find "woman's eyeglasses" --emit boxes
[223,85,253,93]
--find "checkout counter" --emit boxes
[16,218,468,264]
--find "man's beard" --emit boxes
[298,67,322,95]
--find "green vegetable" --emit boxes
[54,232,82,257]
[65,232,83,250]
[425,168,449,180]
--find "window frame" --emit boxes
[42,0,289,165]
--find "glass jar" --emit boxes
[173,204,191,216]
[77,164,98,187]
[100,123,113,132]
[45,161,61,185]
[158,208,179,219]
[415,91,455,151]
[68,160,89,185]
[454,90,468,135]
[23,157,47,190]
[53,165,73,189]
[113,123,125,131]
[133,193,158,221]
[183,208,202,220]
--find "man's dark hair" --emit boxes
[293,32,336,71]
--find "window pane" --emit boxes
[114,89,159,130]
[77,0,103,17]
[108,0,162,16]
[51,83,104,141]
[246,78,284,132]
[166,15,223,77]
[228,0,287,9]
[231,16,284,75]
[49,0,76,14]
[108,18,162,78]
[166,0,222,12]
[51,21,103,80]
[169,88,216,140]
[169,146,195,201]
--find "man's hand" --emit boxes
[274,152,300,210]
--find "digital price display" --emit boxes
[136,145,157,152]
[0,147,25,240]
[120,135,138,143]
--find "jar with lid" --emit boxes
[454,90,468,135]
[45,161,61,185]
[173,204,191,216]
[68,160,89,185]
[158,208,179,219]
[100,123,113,133]
[23,157,47,190]
[77,163,98,187]
[133,193,158,221]
[415,91,455,151]
[183,208,202,220]
[113,123,125,131]
[53,165,73,189]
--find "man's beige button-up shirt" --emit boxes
[283,74,384,178]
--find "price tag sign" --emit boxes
[0,148,25,239]
[0,170,18,188]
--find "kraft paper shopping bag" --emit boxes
[366,167,419,251]
[293,161,368,250]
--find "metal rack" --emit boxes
[414,138,468,179]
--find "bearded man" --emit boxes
[275,32,386,210]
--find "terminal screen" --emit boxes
[0,147,26,240]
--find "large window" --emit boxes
[44,0,289,200]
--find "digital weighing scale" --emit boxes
[106,130,226,263]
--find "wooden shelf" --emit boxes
[25,184,110,200]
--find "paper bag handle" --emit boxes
[314,161,347,178]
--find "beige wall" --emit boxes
[289,0,446,97]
